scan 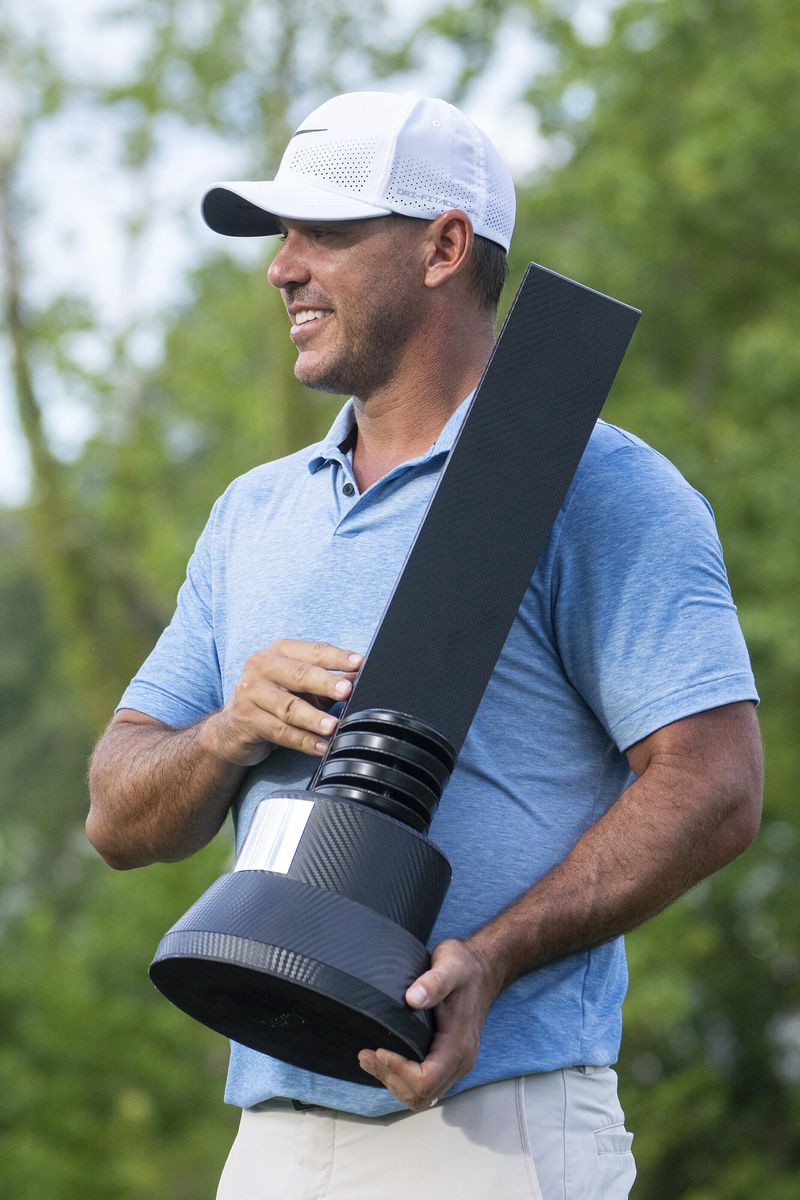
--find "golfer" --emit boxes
[87,91,762,1199]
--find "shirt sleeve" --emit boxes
[551,444,758,751]
[116,500,224,727]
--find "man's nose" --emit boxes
[267,236,310,290]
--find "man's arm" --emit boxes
[359,700,763,1109]
[86,639,362,869]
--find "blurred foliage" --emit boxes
[1,0,798,1196]
[0,842,237,1199]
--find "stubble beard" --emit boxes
[295,288,423,400]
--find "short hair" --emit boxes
[470,233,509,314]
[391,215,508,313]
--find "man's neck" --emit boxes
[349,326,494,492]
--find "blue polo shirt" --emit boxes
[119,397,758,1116]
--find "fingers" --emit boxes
[358,1034,467,1112]
[242,642,363,750]
[271,638,364,673]
[244,682,340,753]
[260,640,363,705]
[303,669,360,712]
[358,1049,445,1112]
[205,639,364,764]
[358,939,496,1111]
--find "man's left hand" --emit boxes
[357,938,501,1111]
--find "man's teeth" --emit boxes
[294,309,332,325]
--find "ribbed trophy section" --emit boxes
[311,709,456,831]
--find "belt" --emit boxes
[249,1097,327,1113]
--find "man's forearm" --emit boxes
[353,706,762,1108]
[87,715,246,869]
[86,640,365,870]
[465,707,763,996]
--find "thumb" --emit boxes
[405,944,466,1009]
[405,969,443,1009]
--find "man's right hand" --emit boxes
[199,639,364,765]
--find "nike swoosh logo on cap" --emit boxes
[292,128,328,136]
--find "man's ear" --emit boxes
[422,210,474,290]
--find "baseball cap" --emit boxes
[202,91,515,252]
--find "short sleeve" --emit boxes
[116,501,224,726]
[552,445,758,751]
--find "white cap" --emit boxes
[202,91,515,251]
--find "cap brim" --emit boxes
[201,180,393,237]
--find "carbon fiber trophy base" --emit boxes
[150,877,435,1084]
[150,711,455,1084]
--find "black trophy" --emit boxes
[149,264,640,1084]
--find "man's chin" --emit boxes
[296,375,353,397]
[294,361,358,397]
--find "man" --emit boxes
[87,92,762,1199]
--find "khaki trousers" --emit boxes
[216,1067,636,1200]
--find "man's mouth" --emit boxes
[291,308,333,334]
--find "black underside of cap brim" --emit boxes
[202,187,281,237]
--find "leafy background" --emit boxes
[1,0,798,1195]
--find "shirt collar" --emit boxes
[306,392,475,475]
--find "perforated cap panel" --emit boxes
[283,137,380,195]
